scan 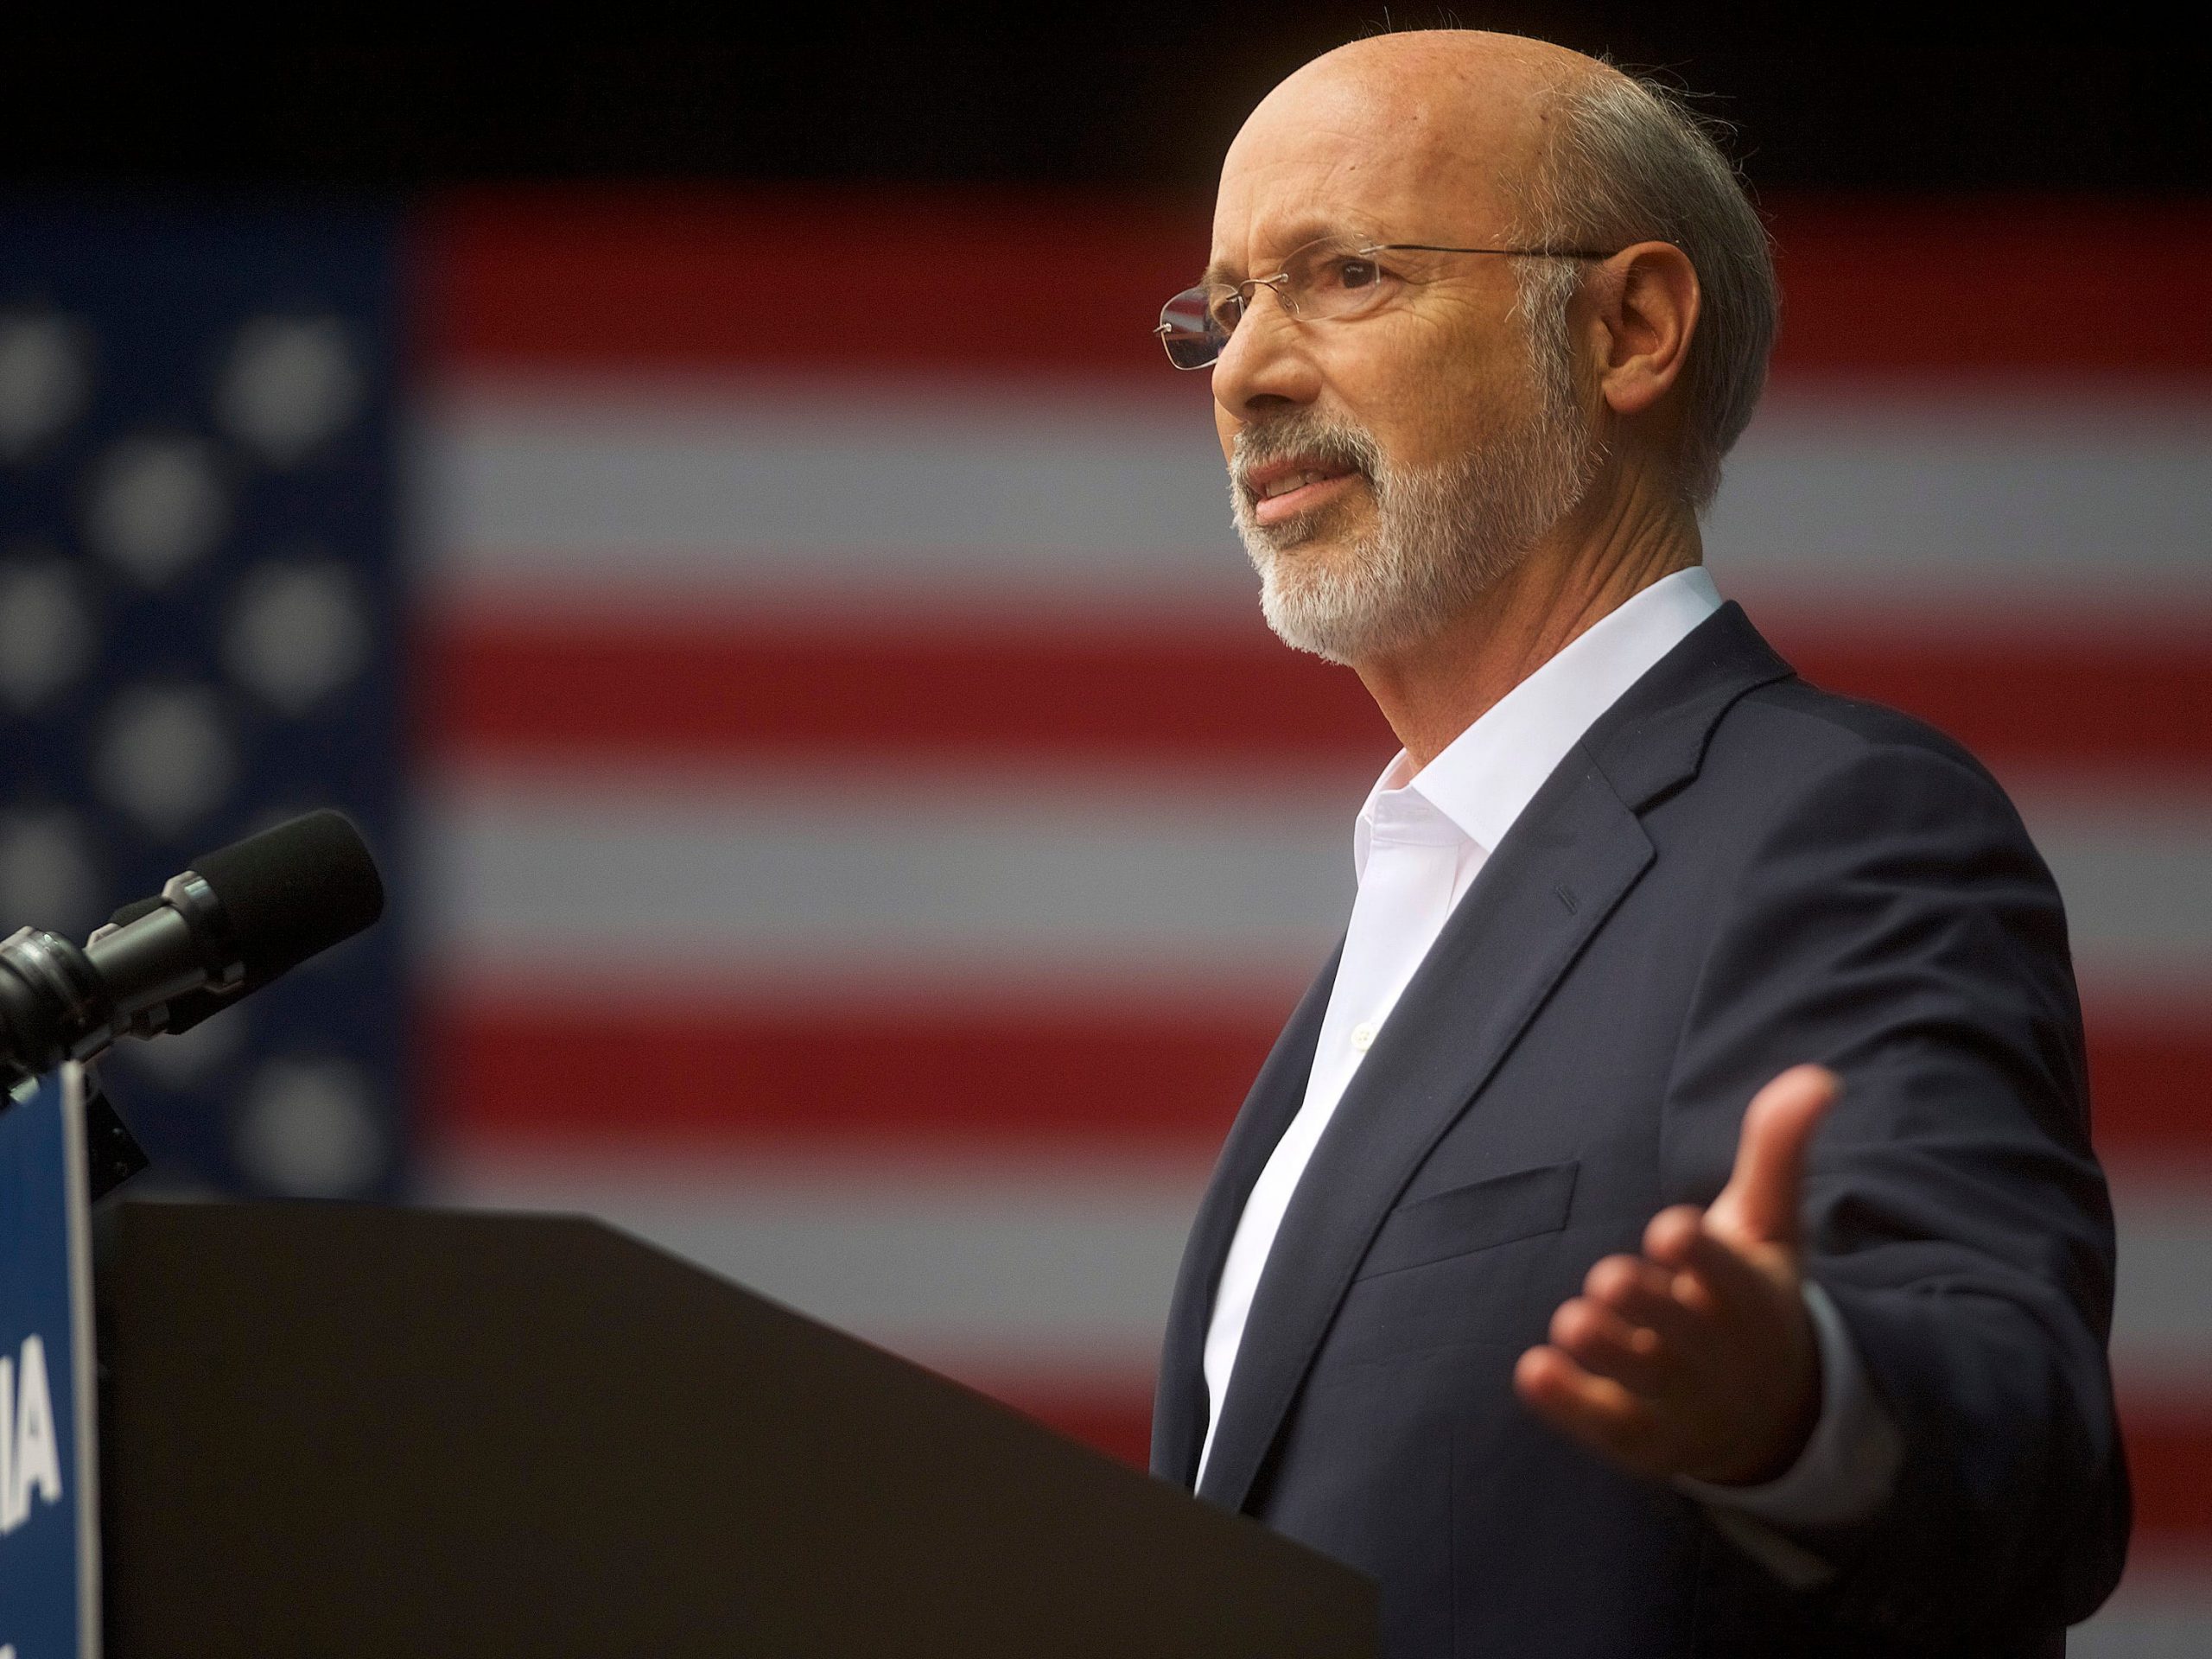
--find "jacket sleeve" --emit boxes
[1662,732,2129,1645]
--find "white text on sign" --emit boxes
[0,1335,63,1534]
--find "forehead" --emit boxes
[1209,69,1522,276]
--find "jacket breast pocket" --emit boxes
[1354,1159,1580,1281]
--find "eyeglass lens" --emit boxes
[1156,239,1392,369]
[1157,288,1221,369]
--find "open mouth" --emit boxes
[1243,458,1363,528]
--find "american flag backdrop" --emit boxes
[6,193,2210,1650]
[0,206,408,1201]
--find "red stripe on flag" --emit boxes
[429,996,1273,1155]
[994,1384,2212,1532]
[2124,1395,2212,1545]
[988,1380,1154,1471]
[1765,614,2212,784]
[423,191,2212,378]
[425,608,2212,779]
[420,186,1205,379]
[432,1000,2209,1158]
[1766,199,2212,377]
[2090,1018,2212,1157]
[423,608,1389,772]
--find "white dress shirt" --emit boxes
[1194,566,1898,1567]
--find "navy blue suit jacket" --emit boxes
[1152,603,2128,1656]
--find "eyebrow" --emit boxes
[1201,219,1362,287]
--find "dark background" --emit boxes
[8,19,2202,195]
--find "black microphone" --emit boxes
[0,810,385,1084]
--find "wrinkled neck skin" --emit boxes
[1356,442,1703,772]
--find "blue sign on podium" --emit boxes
[0,1066,99,1659]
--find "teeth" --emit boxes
[1261,468,1333,499]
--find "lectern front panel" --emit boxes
[97,1201,1376,1657]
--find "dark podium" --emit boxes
[95,1200,1377,1656]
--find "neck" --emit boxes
[1354,468,1702,772]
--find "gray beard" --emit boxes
[1230,380,1599,666]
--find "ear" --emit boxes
[1586,239,1700,418]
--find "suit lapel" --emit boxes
[1187,602,1796,1512]
[1195,759,1654,1510]
[1151,944,1341,1484]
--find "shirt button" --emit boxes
[1351,1021,1377,1052]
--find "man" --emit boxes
[1148,31,2128,1656]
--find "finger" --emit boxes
[1583,1253,1709,1352]
[1710,1064,1840,1249]
[1514,1344,1666,1471]
[1643,1208,1780,1319]
[1548,1295,1672,1396]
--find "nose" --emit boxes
[1211,284,1321,423]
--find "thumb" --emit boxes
[1708,1064,1840,1250]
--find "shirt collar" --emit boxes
[1354,565,1723,879]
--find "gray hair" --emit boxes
[1504,70,1777,512]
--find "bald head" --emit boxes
[1216,31,1624,266]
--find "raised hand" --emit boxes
[1513,1064,1840,1485]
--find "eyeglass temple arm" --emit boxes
[1372,242,1618,259]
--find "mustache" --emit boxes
[1230,414,1383,494]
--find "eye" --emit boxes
[1303,253,1394,315]
[1205,286,1244,331]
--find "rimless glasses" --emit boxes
[1155,234,1616,369]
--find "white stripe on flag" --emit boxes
[420,379,1245,607]
[2109,1166,2212,1394]
[423,767,1352,987]
[424,770,2212,996]
[2071,1563,2212,1657]
[2028,791,2212,993]
[1708,387,2212,603]
[426,382,2212,607]
[429,1154,2212,1401]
